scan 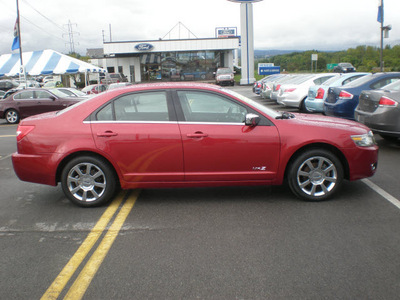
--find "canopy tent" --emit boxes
[0,49,106,77]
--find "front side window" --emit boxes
[96,91,169,122]
[177,91,247,123]
[35,91,52,99]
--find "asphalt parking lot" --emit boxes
[1,85,400,299]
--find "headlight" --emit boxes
[351,131,376,147]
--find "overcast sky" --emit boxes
[1,0,399,56]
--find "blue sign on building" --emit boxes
[135,43,154,51]
[258,65,280,75]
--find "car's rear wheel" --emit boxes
[61,156,117,207]
[288,149,343,201]
[5,109,19,124]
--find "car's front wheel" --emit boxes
[5,109,19,124]
[287,149,343,201]
[61,156,118,207]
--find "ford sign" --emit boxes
[135,43,154,51]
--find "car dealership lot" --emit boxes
[1,86,400,299]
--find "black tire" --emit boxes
[300,99,312,113]
[5,109,20,124]
[61,156,118,207]
[379,134,399,142]
[287,149,343,201]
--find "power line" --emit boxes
[22,0,66,32]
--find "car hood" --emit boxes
[285,112,370,133]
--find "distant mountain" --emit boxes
[237,49,304,59]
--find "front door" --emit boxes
[175,90,280,182]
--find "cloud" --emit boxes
[0,0,398,55]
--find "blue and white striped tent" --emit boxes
[0,49,106,77]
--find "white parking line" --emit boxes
[0,154,12,161]
[362,178,400,210]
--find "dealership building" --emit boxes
[89,36,240,83]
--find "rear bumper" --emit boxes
[12,152,59,186]
[355,108,400,136]
[305,98,324,112]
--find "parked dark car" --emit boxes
[0,88,85,124]
[333,63,356,73]
[0,79,19,91]
[355,80,400,141]
[324,72,400,120]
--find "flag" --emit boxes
[12,18,20,51]
[377,4,384,23]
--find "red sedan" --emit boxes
[12,83,378,207]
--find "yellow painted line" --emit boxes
[64,190,139,300]
[41,191,127,300]
[0,135,16,137]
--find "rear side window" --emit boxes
[370,78,400,89]
[96,92,169,122]
[14,91,35,100]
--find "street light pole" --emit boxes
[379,0,384,72]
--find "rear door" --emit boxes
[13,90,38,118]
[91,90,184,183]
[175,90,280,182]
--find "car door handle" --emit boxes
[187,132,208,138]
[97,131,118,137]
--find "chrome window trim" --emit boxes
[84,120,244,126]
[84,120,178,124]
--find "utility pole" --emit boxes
[63,20,79,54]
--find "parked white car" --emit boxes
[277,74,335,111]
[270,74,309,101]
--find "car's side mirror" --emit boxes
[245,113,260,127]
[49,96,56,101]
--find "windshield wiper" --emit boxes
[276,112,295,119]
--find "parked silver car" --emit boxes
[355,80,400,141]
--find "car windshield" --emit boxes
[221,88,281,119]
[340,63,353,67]
[217,68,232,75]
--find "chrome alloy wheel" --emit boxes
[296,156,338,197]
[67,162,106,202]
[6,110,19,124]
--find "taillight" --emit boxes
[339,91,353,99]
[315,88,325,99]
[275,84,281,91]
[379,96,398,106]
[285,88,296,93]
[16,125,35,142]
